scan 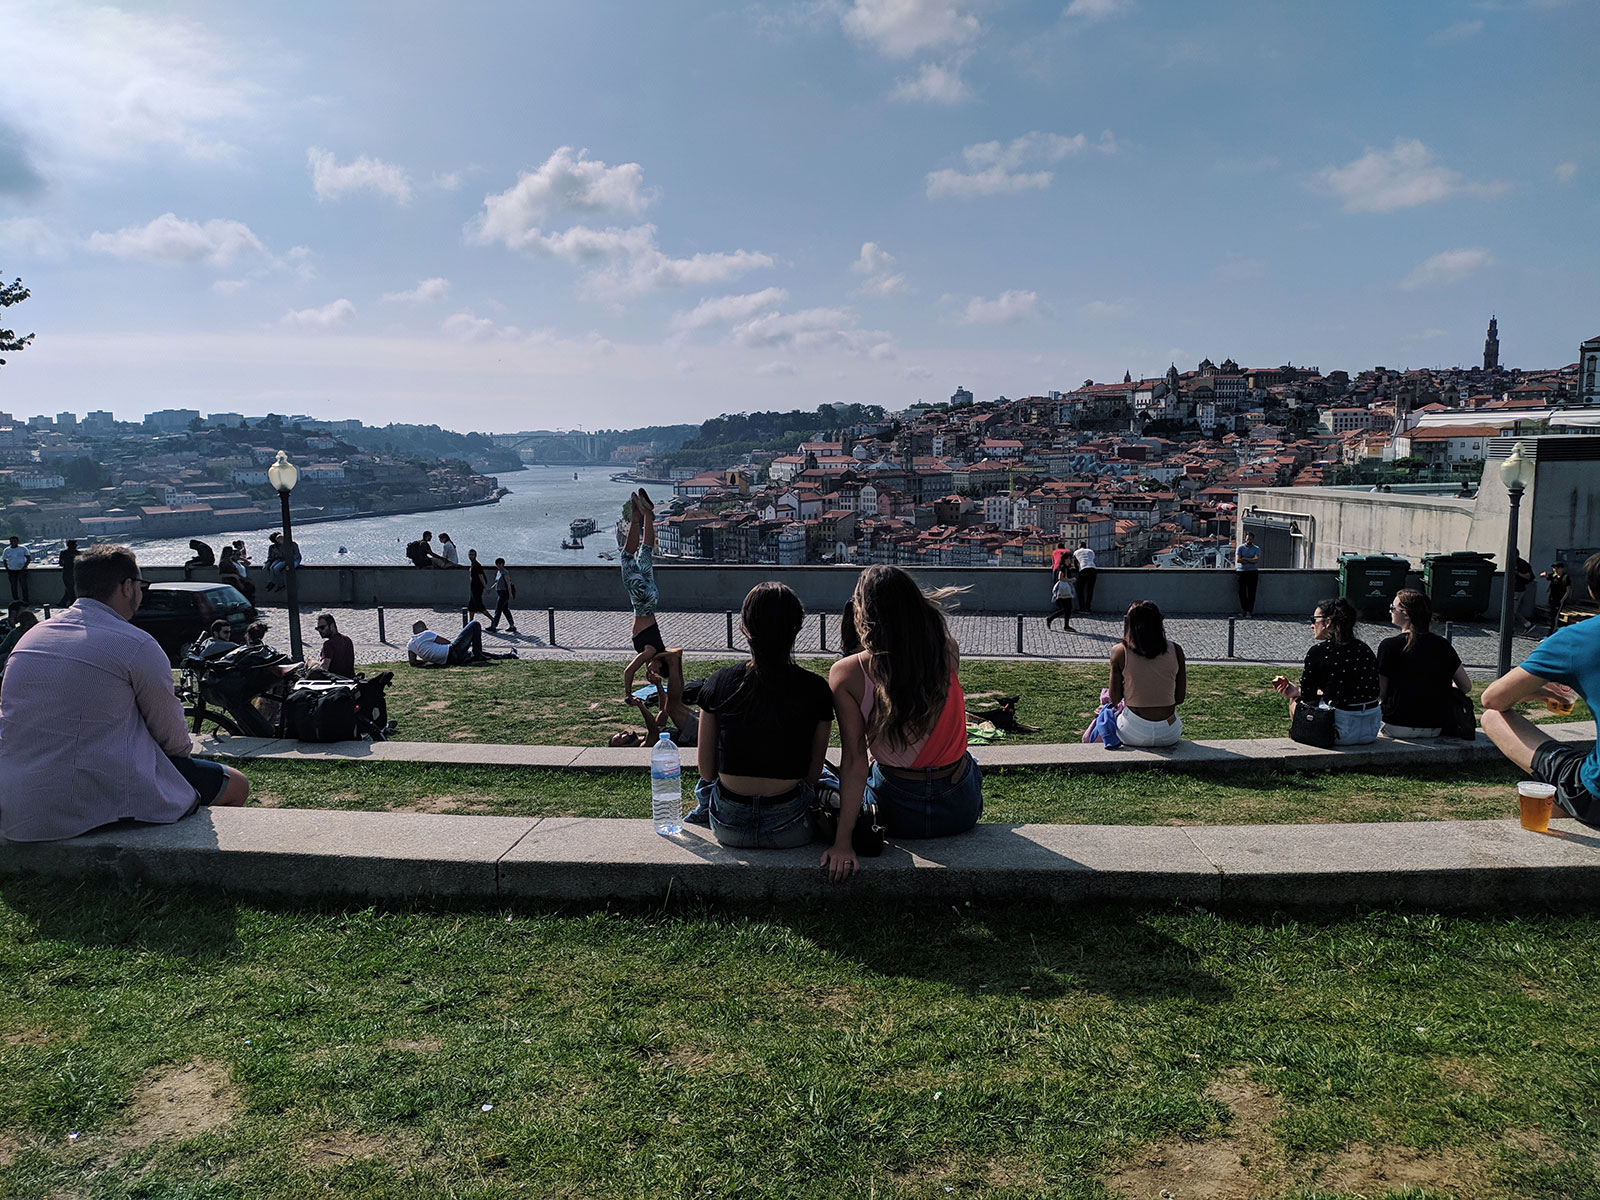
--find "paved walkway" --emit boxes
[249,603,1543,670]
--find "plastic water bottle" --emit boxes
[650,731,683,836]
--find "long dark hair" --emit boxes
[726,582,804,710]
[1316,596,1357,644]
[853,565,953,748]
[1392,587,1430,650]
[1122,600,1169,658]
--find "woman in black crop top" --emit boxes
[695,582,834,851]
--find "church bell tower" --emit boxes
[1483,315,1500,371]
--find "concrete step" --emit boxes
[192,721,1595,775]
[4,808,1597,908]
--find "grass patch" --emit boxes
[372,659,1592,746]
[243,759,1536,826]
[2,884,1599,1197]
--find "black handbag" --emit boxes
[812,768,886,857]
[1440,691,1477,740]
[1290,702,1337,748]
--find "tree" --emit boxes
[1,273,34,367]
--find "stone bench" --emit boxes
[191,721,1594,775]
[4,808,1600,909]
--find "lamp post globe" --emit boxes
[1495,441,1533,677]
[269,449,304,661]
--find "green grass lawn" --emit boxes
[2,884,1597,1198]
[372,659,1593,747]
[243,759,1536,827]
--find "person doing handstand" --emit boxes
[609,647,700,750]
[620,489,669,699]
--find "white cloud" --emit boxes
[1065,0,1134,20]
[851,241,909,296]
[1556,161,1577,183]
[671,288,789,332]
[903,365,935,381]
[926,130,1114,199]
[842,0,979,58]
[1399,247,1494,290]
[468,147,650,250]
[0,217,70,259]
[756,360,797,376]
[960,290,1041,324]
[432,170,463,191]
[281,299,356,329]
[1078,299,1129,317]
[890,58,972,104]
[0,4,263,175]
[729,305,893,357]
[1316,139,1505,213]
[86,213,266,266]
[307,148,413,204]
[382,277,451,304]
[468,149,770,299]
[211,279,247,296]
[442,310,521,341]
[1429,18,1484,43]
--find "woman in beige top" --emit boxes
[1108,600,1186,747]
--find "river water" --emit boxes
[130,467,645,566]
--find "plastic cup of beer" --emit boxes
[1517,781,1557,832]
[1544,686,1577,716]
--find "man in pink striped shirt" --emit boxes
[0,546,249,842]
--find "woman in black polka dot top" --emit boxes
[1272,596,1382,744]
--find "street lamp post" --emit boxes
[266,450,302,661]
[1496,441,1535,677]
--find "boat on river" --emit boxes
[569,516,598,539]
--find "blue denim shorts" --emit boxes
[707,778,816,849]
[620,546,658,617]
[866,752,983,839]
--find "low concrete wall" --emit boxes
[128,562,1452,617]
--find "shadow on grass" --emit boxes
[0,875,240,959]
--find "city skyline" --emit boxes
[1,0,1595,429]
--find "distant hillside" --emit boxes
[656,404,886,468]
[341,424,524,472]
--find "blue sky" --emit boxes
[1,0,1595,431]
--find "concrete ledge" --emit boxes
[193,722,1595,775]
[4,808,1598,909]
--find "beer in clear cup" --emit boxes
[1518,781,1557,832]
[1544,685,1577,716]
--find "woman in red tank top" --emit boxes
[826,566,982,880]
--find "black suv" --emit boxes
[134,582,257,665]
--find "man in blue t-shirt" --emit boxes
[1234,531,1262,616]
[1482,552,1600,823]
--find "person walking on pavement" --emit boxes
[1072,541,1097,613]
[2,537,31,604]
[487,557,518,633]
[1234,531,1262,617]
[466,549,491,621]
[58,539,78,606]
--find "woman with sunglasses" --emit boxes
[1375,589,1472,739]
[1271,596,1381,744]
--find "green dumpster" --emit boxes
[1338,553,1411,617]
[1422,550,1496,619]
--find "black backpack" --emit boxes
[280,680,361,742]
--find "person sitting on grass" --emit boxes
[695,582,834,852]
[1376,589,1472,739]
[1108,600,1186,748]
[406,619,518,668]
[1272,596,1381,745]
[829,565,981,879]
[1482,551,1600,826]
[620,489,668,699]
[609,647,700,752]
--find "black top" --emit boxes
[698,662,834,778]
[1375,631,1461,728]
[1300,639,1380,709]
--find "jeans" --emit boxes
[1076,567,1096,612]
[707,778,816,849]
[1116,708,1183,747]
[1332,704,1381,745]
[1237,571,1258,614]
[621,545,659,617]
[489,593,516,631]
[5,569,27,603]
[866,753,983,839]
[446,620,484,665]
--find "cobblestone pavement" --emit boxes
[249,601,1549,673]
